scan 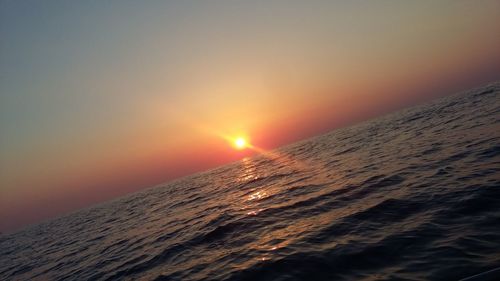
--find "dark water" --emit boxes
[1,83,500,281]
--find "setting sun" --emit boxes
[233,137,248,150]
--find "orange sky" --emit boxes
[1,1,500,232]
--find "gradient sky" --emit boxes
[1,1,500,232]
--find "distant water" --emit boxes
[1,83,500,281]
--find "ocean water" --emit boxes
[1,83,500,281]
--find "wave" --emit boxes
[1,83,500,280]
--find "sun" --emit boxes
[233,137,248,150]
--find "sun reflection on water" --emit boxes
[247,191,267,201]
[236,157,259,183]
[230,150,345,265]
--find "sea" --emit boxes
[1,83,499,281]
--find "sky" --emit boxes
[1,1,500,232]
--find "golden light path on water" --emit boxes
[203,128,339,262]
[231,149,345,267]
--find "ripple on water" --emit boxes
[1,83,500,281]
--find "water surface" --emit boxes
[1,83,500,280]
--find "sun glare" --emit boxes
[234,137,248,150]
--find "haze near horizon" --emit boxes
[1,0,500,232]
